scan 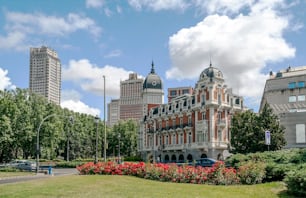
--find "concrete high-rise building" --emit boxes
[139,63,244,162]
[107,62,164,127]
[107,99,120,127]
[119,73,144,121]
[29,46,61,105]
[260,66,306,148]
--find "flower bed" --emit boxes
[77,161,241,185]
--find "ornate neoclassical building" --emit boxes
[139,63,245,162]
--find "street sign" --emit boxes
[265,130,271,145]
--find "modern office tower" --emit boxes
[260,66,306,148]
[107,99,120,126]
[29,46,61,105]
[168,86,194,102]
[139,63,244,162]
[119,73,144,121]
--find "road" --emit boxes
[0,168,78,185]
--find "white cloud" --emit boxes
[167,0,295,107]
[0,68,16,90]
[128,0,190,11]
[62,59,135,98]
[0,11,101,50]
[104,50,122,58]
[194,0,255,15]
[86,0,105,8]
[61,99,100,117]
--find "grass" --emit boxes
[0,175,294,198]
[0,171,34,178]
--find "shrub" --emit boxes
[237,161,266,184]
[207,161,239,185]
[264,163,294,182]
[55,161,85,168]
[284,167,306,197]
[124,155,142,162]
[0,166,20,172]
[77,161,240,185]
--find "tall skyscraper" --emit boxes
[29,46,61,105]
[119,73,144,121]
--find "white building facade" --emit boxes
[139,64,244,162]
[29,46,61,105]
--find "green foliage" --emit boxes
[107,120,138,158]
[124,155,142,162]
[237,161,266,185]
[284,165,306,197]
[226,148,306,182]
[0,88,136,163]
[230,104,286,154]
[0,166,20,172]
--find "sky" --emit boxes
[0,0,306,119]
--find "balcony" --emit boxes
[162,144,184,151]
[217,119,226,128]
[196,120,208,130]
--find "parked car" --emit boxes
[6,160,28,168]
[195,158,217,167]
[16,161,36,171]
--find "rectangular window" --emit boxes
[298,95,305,101]
[197,132,202,142]
[182,89,189,94]
[289,96,296,102]
[170,90,177,96]
[297,81,305,88]
[288,82,296,89]
[296,124,306,143]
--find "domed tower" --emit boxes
[196,62,224,89]
[143,61,164,105]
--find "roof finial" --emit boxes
[151,60,155,74]
[209,53,212,67]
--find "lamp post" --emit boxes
[36,114,74,173]
[67,116,74,162]
[103,75,107,162]
[36,113,57,174]
[94,115,99,164]
[118,133,121,164]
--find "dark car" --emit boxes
[195,158,217,167]
[16,161,36,171]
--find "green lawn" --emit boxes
[0,171,34,178]
[0,175,293,198]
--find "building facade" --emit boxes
[139,64,244,162]
[119,73,144,121]
[107,99,120,127]
[107,62,164,127]
[260,66,306,148]
[29,46,61,105]
[168,86,194,102]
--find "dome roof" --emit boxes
[143,62,163,90]
[199,62,224,81]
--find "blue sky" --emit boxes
[0,0,305,119]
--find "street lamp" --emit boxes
[36,113,57,174]
[103,75,107,162]
[67,116,74,162]
[118,133,121,164]
[94,115,99,164]
[36,114,73,174]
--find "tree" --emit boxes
[230,103,286,154]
